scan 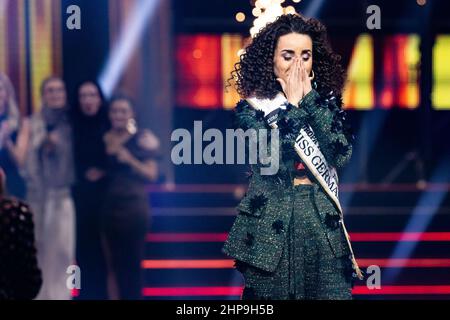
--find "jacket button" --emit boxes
[249,194,268,215]
[272,220,284,234]
[243,232,255,246]
[324,213,340,230]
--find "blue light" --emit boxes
[99,0,160,97]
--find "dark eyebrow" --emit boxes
[280,49,312,54]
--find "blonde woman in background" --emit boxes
[0,73,29,199]
[23,76,76,300]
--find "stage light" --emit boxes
[249,0,284,37]
[304,0,326,18]
[433,35,450,109]
[343,34,374,109]
[235,12,245,22]
[98,0,160,98]
[247,0,326,37]
[384,154,450,283]
[252,7,262,17]
[192,49,202,59]
[259,0,272,8]
[417,0,426,6]
[380,35,420,109]
[284,6,296,14]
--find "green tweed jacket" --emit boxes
[222,88,355,273]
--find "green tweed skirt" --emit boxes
[236,184,353,300]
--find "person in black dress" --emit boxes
[0,167,42,300]
[101,95,159,300]
[71,81,109,300]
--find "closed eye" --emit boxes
[282,53,294,61]
[302,52,311,61]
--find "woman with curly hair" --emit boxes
[222,14,362,300]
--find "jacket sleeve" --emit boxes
[296,89,354,169]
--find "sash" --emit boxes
[246,92,364,280]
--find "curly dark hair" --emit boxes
[229,14,346,100]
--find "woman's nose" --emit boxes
[287,58,297,71]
